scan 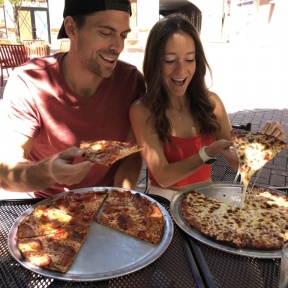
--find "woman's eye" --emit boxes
[164,60,175,64]
[186,59,195,62]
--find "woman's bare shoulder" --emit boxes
[131,98,149,111]
[208,91,221,101]
[130,97,151,118]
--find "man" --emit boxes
[0,0,145,197]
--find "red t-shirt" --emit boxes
[3,53,145,197]
[149,134,214,187]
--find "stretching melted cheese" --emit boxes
[232,131,287,208]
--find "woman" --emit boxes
[129,13,286,200]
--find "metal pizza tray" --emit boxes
[8,187,174,282]
[170,181,286,258]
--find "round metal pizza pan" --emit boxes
[170,182,286,259]
[8,187,174,281]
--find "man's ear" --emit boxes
[64,16,76,39]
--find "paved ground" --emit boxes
[1,42,287,199]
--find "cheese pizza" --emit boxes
[231,131,287,207]
[181,187,288,250]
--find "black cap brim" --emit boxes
[57,22,68,39]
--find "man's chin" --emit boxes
[99,69,114,78]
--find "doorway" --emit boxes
[19,7,51,44]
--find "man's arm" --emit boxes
[0,133,93,192]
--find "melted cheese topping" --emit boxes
[233,132,287,208]
[236,142,271,208]
[34,207,72,223]
[90,143,103,151]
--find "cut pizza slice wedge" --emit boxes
[50,191,108,216]
[80,140,143,166]
[96,189,165,244]
[231,131,287,207]
[17,226,88,273]
[16,191,107,273]
[17,204,94,240]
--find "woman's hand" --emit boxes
[206,140,238,171]
[260,120,286,141]
[205,139,233,157]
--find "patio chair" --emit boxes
[22,40,49,59]
[0,44,29,87]
[141,123,252,194]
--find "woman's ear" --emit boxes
[64,16,76,40]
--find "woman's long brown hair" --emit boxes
[143,13,219,143]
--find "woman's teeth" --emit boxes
[171,78,186,86]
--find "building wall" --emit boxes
[47,0,64,48]
[228,0,288,47]
[199,0,225,42]
[1,0,287,49]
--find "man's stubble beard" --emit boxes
[78,48,115,78]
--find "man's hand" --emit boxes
[48,147,94,185]
[260,120,286,141]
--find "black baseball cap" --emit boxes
[57,0,132,39]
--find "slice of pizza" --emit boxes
[240,186,288,249]
[50,191,108,216]
[17,227,87,273]
[80,140,143,166]
[96,189,165,244]
[17,203,94,239]
[16,191,107,273]
[231,130,287,207]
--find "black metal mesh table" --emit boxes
[0,197,199,288]
[185,233,281,288]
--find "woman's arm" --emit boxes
[129,99,231,188]
[113,128,143,189]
